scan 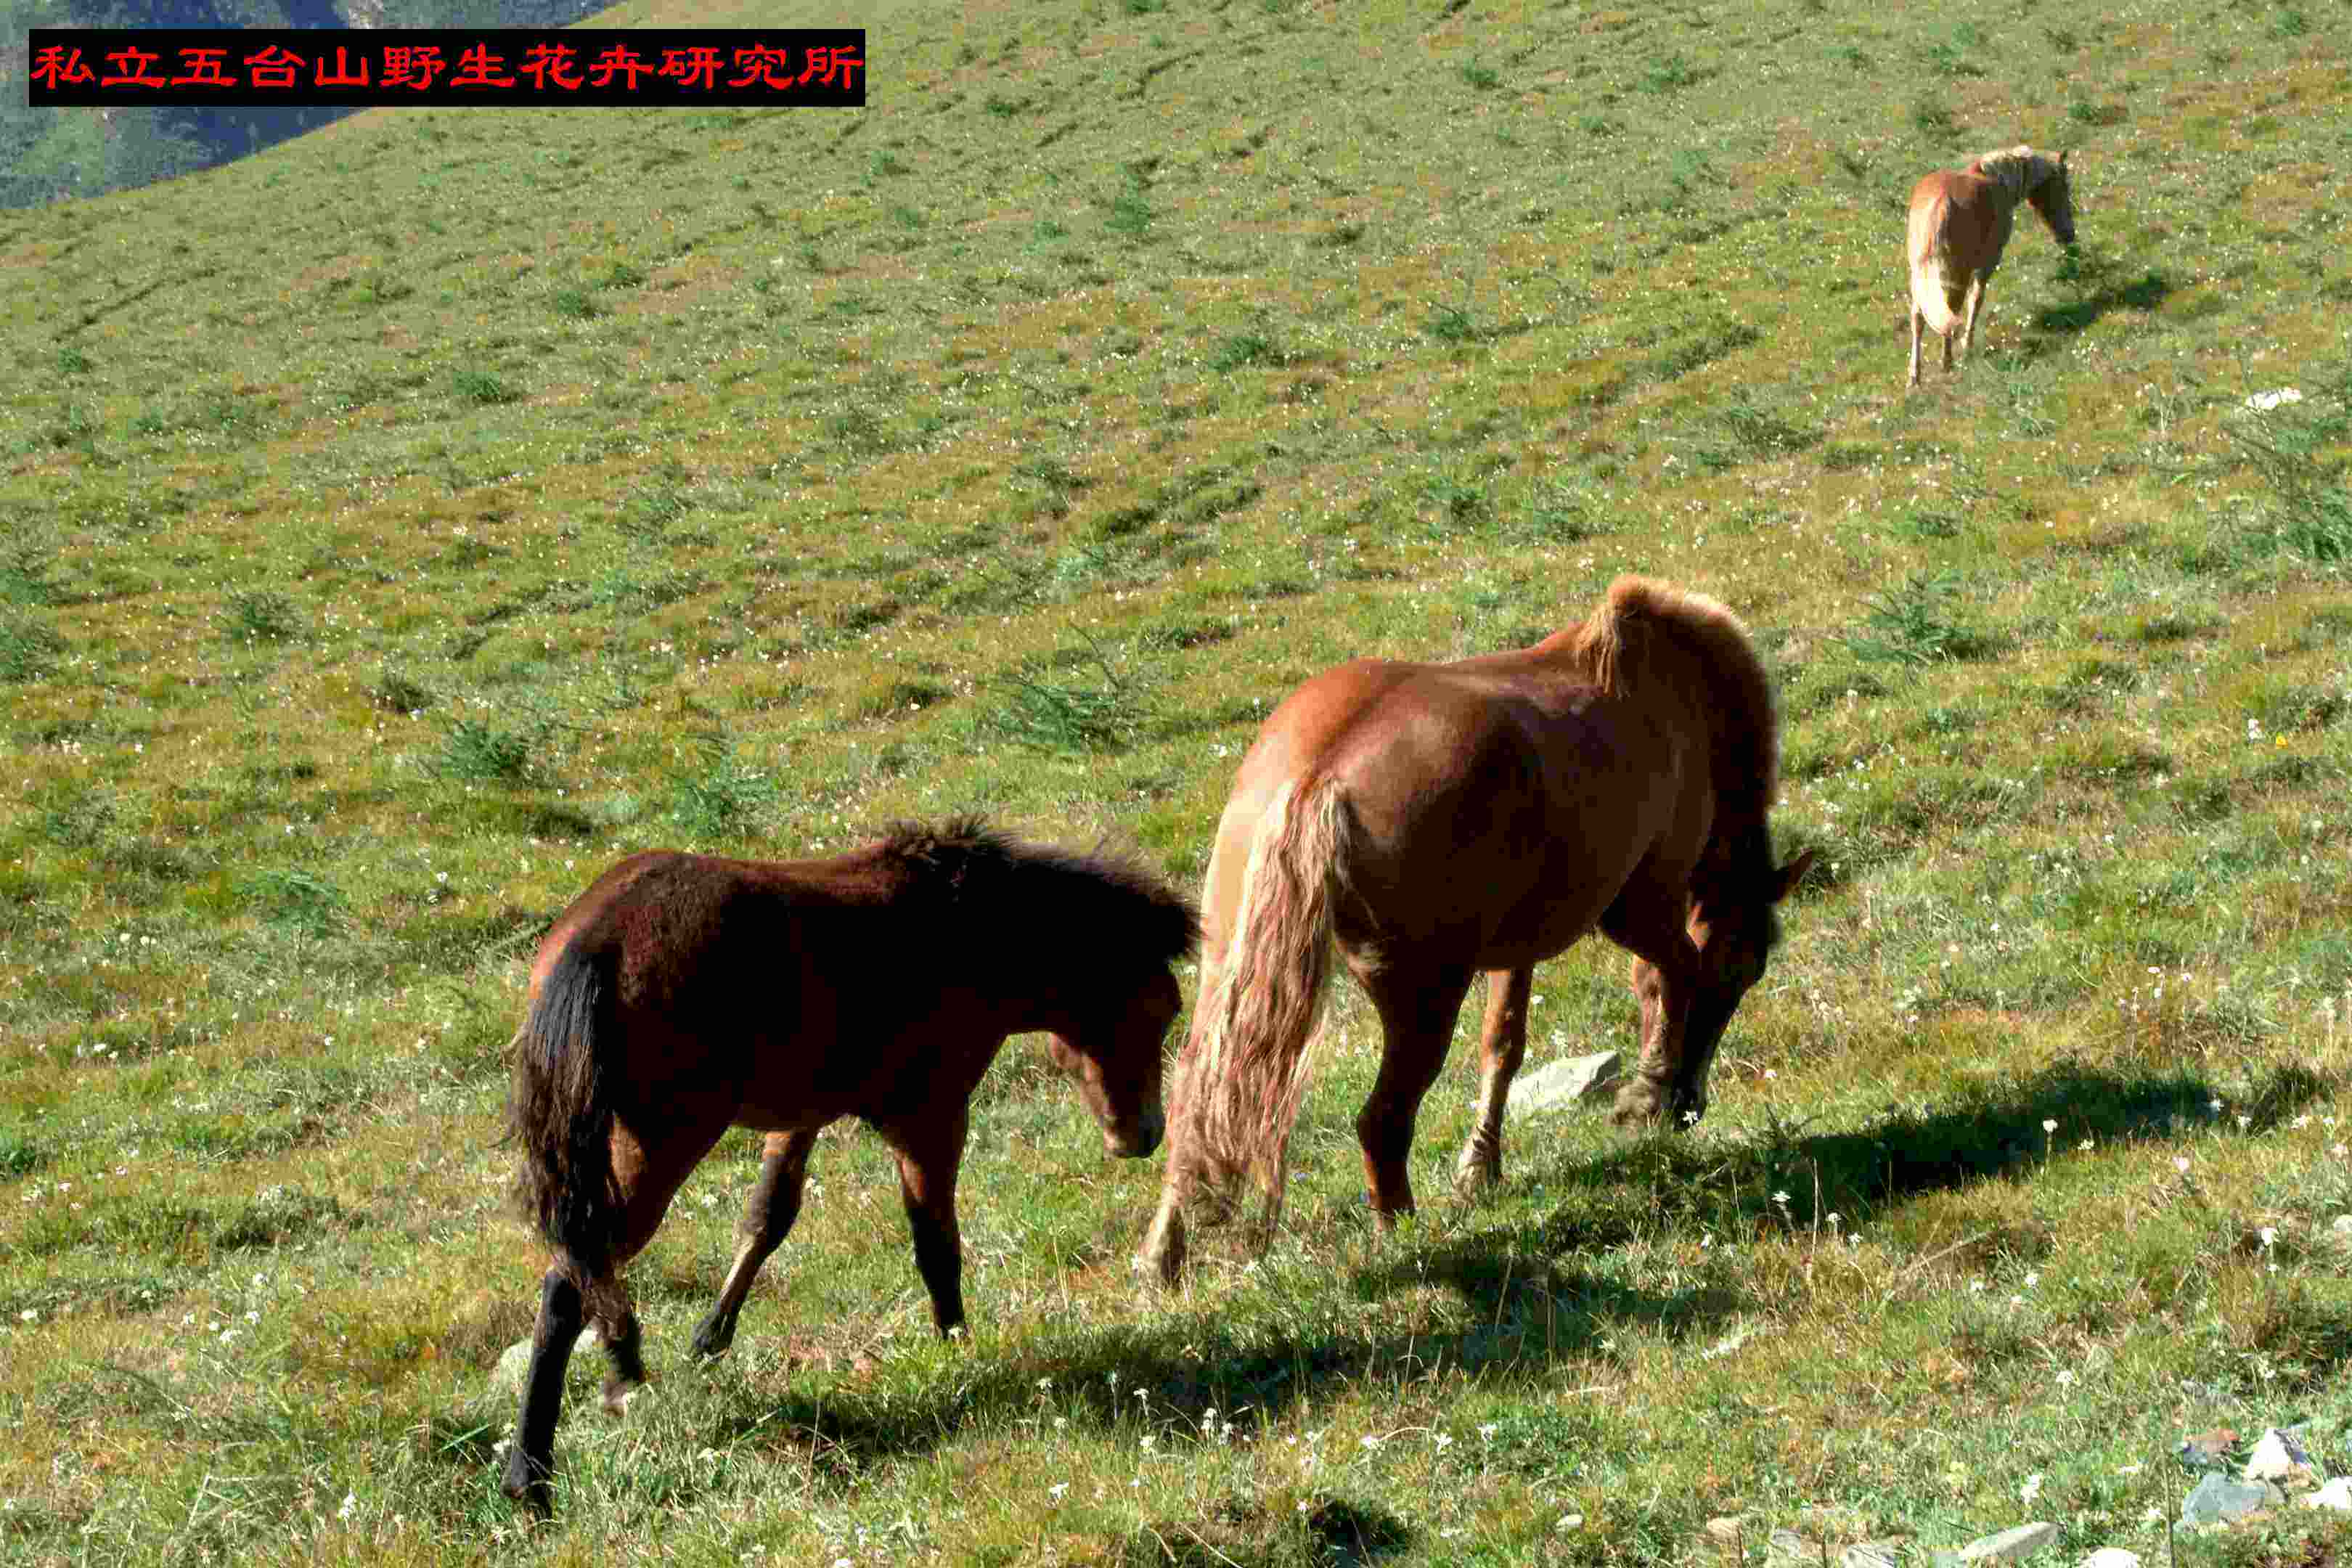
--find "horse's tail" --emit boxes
[1178,775,1359,1223]
[1906,187,1959,334]
[508,939,626,1320]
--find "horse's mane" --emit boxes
[1567,576,1781,830]
[1967,145,2065,197]
[875,817,1201,968]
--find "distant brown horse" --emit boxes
[1906,145,2076,388]
[500,821,1197,1511]
[1137,576,1813,1284]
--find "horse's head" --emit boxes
[1689,846,1813,993]
[1651,841,1816,1124]
[1045,963,1179,1158]
[2028,150,2077,247]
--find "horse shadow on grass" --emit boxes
[453,1059,2327,1551]
[1359,1057,2325,1328]
[2024,264,2173,343]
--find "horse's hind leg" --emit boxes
[1957,276,1987,369]
[691,1127,818,1360]
[502,1266,587,1511]
[1453,966,1532,1196]
[1356,965,1475,1228]
[594,1111,731,1413]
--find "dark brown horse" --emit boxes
[1906,145,2076,388]
[1138,576,1813,1283]
[501,820,1197,1511]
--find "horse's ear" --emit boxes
[1773,847,1818,902]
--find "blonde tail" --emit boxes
[1176,776,1356,1230]
[1907,195,1958,334]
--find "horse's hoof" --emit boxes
[1137,1209,1187,1288]
[600,1377,650,1418]
[500,1455,555,1514]
[1608,1098,1659,1130]
[1453,1156,1501,1198]
[688,1322,732,1362]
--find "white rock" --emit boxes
[1508,1050,1622,1115]
[2303,1478,2352,1513]
[2246,1427,2317,1485]
[1959,1523,2059,1561]
[489,1327,597,1395]
[2080,1549,2141,1568]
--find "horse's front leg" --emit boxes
[502,1266,586,1513]
[1454,966,1532,1196]
[1609,946,1718,1130]
[885,1108,971,1336]
[692,1126,818,1360]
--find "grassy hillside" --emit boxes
[3,0,2350,1561]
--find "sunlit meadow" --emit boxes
[2,0,2350,1562]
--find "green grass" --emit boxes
[3,0,2352,1562]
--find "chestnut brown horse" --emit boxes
[501,820,1197,1511]
[1138,576,1813,1284]
[1906,145,2076,389]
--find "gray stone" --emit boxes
[1508,1050,1622,1116]
[2078,1551,2139,1568]
[1842,1542,1905,1568]
[2179,1474,2281,1526]
[1957,1522,2057,1561]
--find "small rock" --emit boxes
[1765,1528,1817,1564]
[2177,1427,2240,1472]
[1508,1050,1622,1115]
[1958,1522,2058,1561]
[2179,1474,2281,1527]
[1842,1542,1904,1568]
[1704,1516,1749,1546]
[2303,1478,2352,1513]
[489,1326,597,1395]
[2330,1214,2352,1240]
[491,1337,535,1395]
[2079,1551,2139,1568]
[2245,1427,2319,1487]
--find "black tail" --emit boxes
[507,940,622,1307]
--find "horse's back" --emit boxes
[1230,655,1686,955]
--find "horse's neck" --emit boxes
[1971,157,2041,213]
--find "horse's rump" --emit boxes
[1906,178,1964,333]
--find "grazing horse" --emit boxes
[500,820,1197,1511]
[1906,145,2075,388]
[1137,576,1813,1285]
